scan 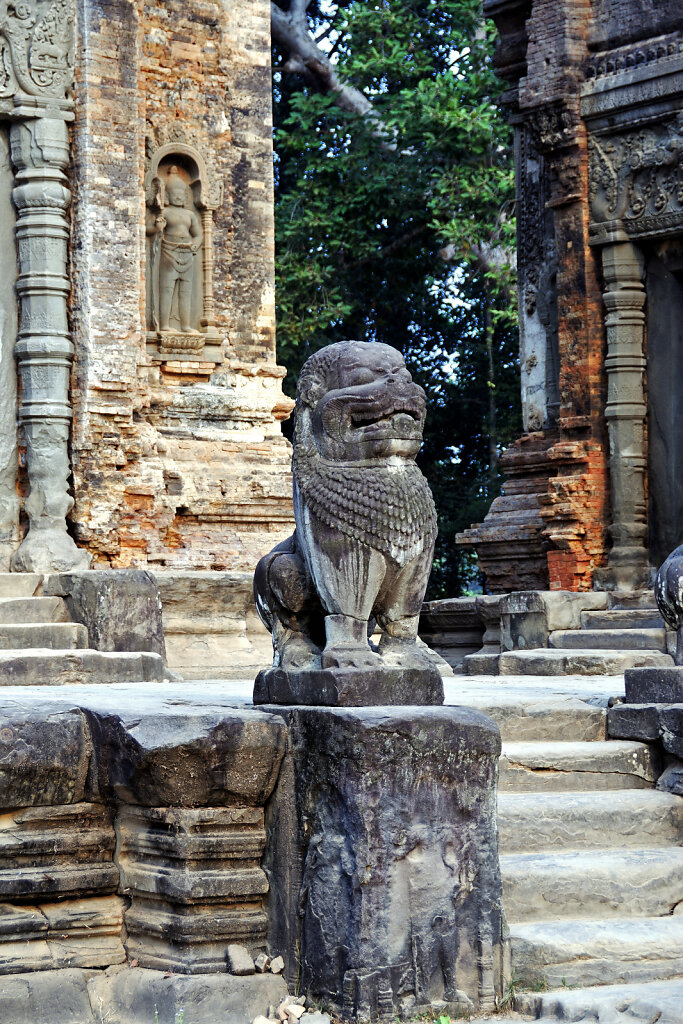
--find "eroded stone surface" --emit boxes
[263,705,503,1017]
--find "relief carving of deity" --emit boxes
[146,162,203,337]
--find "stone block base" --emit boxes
[263,705,504,1018]
[0,966,287,1024]
[254,666,444,706]
[625,666,683,703]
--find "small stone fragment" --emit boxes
[254,952,271,973]
[303,1014,331,1024]
[270,955,285,974]
[226,943,255,976]
[253,1017,271,1024]
[287,1006,306,1022]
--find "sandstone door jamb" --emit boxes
[0,0,89,572]
[594,239,650,590]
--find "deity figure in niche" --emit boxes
[146,164,203,335]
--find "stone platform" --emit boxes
[0,676,504,1021]
[253,664,444,706]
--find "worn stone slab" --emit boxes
[0,708,92,808]
[550,627,667,651]
[0,650,164,686]
[497,790,683,853]
[0,622,88,650]
[253,665,444,706]
[0,574,42,599]
[499,740,657,792]
[517,978,683,1024]
[510,916,683,990]
[499,647,673,676]
[501,847,683,923]
[44,571,166,660]
[582,608,665,630]
[263,704,503,1017]
[0,597,68,625]
[89,707,287,807]
[87,965,288,1024]
[0,965,289,1024]
[458,692,606,742]
[625,666,683,702]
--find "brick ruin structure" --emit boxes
[0,0,294,576]
[459,0,683,594]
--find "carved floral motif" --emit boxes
[0,0,73,101]
[589,115,683,236]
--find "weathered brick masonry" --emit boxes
[459,0,683,592]
[69,0,294,569]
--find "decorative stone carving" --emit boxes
[9,116,89,572]
[116,806,270,973]
[0,0,74,110]
[655,544,683,665]
[254,341,441,705]
[589,116,683,241]
[145,126,224,358]
[593,241,651,590]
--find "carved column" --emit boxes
[9,117,89,572]
[595,241,650,590]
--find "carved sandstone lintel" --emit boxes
[9,116,89,572]
[0,0,74,113]
[589,116,683,244]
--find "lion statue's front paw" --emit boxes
[321,643,383,671]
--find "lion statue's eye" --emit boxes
[346,368,375,386]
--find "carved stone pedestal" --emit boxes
[254,665,444,707]
[116,806,270,974]
[263,705,505,1019]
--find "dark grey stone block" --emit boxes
[607,703,661,741]
[45,570,166,661]
[657,762,683,796]
[262,704,504,1018]
[253,665,444,706]
[0,706,91,809]
[624,667,683,704]
[87,708,287,807]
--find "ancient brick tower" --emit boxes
[0,0,294,574]
[459,0,683,593]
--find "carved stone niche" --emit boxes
[145,135,224,362]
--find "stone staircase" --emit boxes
[452,674,683,1023]
[496,590,676,676]
[0,574,164,685]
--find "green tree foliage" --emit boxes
[272,0,521,597]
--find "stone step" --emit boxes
[549,628,668,652]
[581,608,666,630]
[0,623,88,650]
[607,591,658,611]
[510,916,683,990]
[516,978,683,1024]
[499,740,657,792]
[456,693,605,742]
[0,574,42,599]
[498,647,673,676]
[0,597,69,625]
[497,790,683,853]
[501,847,683,923]
[0,650,164,685]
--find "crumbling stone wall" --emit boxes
[69,0,294,570]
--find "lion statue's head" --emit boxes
[294,341,426,462]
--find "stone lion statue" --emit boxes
[254,340,437,673]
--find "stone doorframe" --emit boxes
[584,35,683,590]
[0,0,89,572]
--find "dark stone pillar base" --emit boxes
[254,665,444,706]
[263,704,505,1019]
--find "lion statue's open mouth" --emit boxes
[254,340,439,684]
